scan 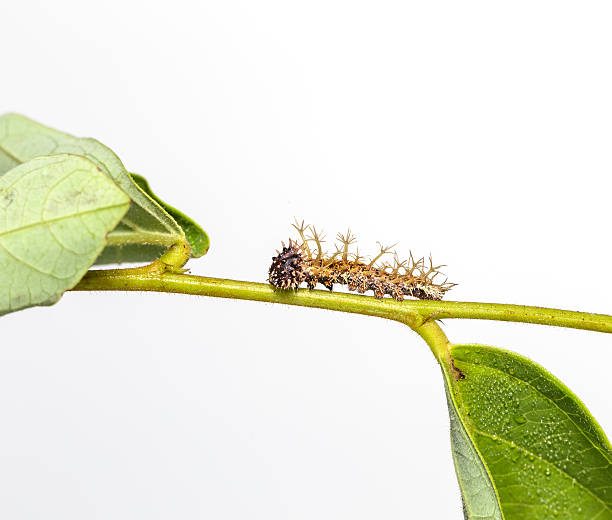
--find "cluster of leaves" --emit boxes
[1,114,610,519]
[0,113,208,315]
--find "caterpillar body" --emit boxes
[268,222,454,301]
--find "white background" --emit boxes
[1,1,611,518]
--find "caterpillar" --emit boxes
[268,221,454,301]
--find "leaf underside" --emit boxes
[0,154,130,315]
[445,380,504,519]
[0,113,197,263]
[444,345,612,520]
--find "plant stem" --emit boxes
[74,270,422,328]
[73,271,612,335]
[405,300,612,333]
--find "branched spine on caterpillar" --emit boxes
[268,221,454,301]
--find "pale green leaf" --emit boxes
[0,154,130,315]
[0,113,186,263]
[443,345,612,520]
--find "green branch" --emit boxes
[73,269,612,336]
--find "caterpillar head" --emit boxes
[268,240,305,289]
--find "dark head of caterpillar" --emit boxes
[268,240,305,290]
[268,221,454,301]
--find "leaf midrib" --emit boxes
[0,143,20,165]
[105,229,178,246]
[0,202,129,240]
[473,428,611,514]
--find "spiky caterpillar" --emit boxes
[268,222,454,301]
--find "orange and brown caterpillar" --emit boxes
[268,221,454,301]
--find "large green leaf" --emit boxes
[0,113,190,263]
[0,154,130,315]
[444,345,612,519]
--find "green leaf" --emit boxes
[130,173,209,257]
[443,345,612,520]
[0,154,130,315]
[0,113,191,263]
